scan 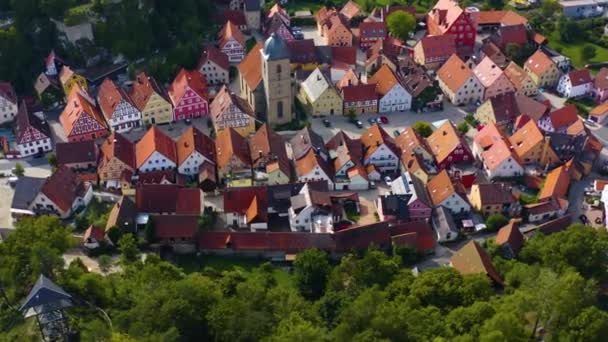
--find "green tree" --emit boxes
[12,162,24,176]
[144,217,155,243]
[485,214,508,231]
[413,121,433,137]
[504,43,521,62]
[265,313,328,342]
[542,0,561,18]
[47,153,58,168]
[486,0,505,9]
[582,44,597,61]
[386,11,416,41]
[98,255,112,274]
[561,306,608,341]
[118,234,139,264]
[294,248,331,300]
[457,121,470,135]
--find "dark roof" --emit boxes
[432,206,457,234]
[379,194,410,220]
[526,215,572,237]
[263,33,290,61]
[290,126,328,160]
[14,101,51,145]
[198,231,335,252]
[495,220,524,254]
[136,184,202,215]
[40,166,87,212]
[106,196,137,231]
[11,176,46,211]
[331,46,357,66]
[397,56,434,97]
[287,39,318,64]
[342,83,377,102]
[244,0,261,11]
[266,181,329,212]
[56,140,98,165]
[151,215,199,240]
[20,274,72,317]
[334,222,391,252]
[475,183,516,205]
[547,132,587,161]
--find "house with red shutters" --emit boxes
[426,120,473,169]
[358,21,387,49]
[219,21,246,63]
[168,69,209,121]
[427,0,479,54]
[60,85,108,142]
[342,83,378,114]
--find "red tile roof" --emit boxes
[219,20,246,49]
[130,72,168,111]
[135,126,177,168]
[84,225,105,242]
[40,166,87,213]
[150,215,199,240]
[451,241,503,284]
[238,42,264,89]
[60,86,108,137]
[342,83,377,102]
[198,231,335,252]
[495,220,524,253]
[168,68,208,106]
[390,221,436,252]
[224,186,268,223]
[417,35,457,60]
[136,184,202,215]
[97,78,136,120]
[218,9,247,27]
[334,222,391,252]
[331,46,357,66]
[359,21,387,39]
[56,140,98,165]
[176,127,216,167]
[99,132,136,170]
[198,45,230,72]
[216,127,251,170]
[549,105,579,130]
[567,69,593,87]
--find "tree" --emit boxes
[144,217,155,243]
[98,255,113,274]
[485,214,508,231]
[486,0,505,9]
[413,121,433,137]
[13,162,24,176]
[118,234,139,264]
[47,153,58,168]
[265,313,328,342]
[582,44,597,61]
[562,306,608,341]
[293,248,331,300]
[542,0,561,18]
[347,108,357,122]
[504,43,521,62]
[456,121,470,135]
[386,11,416,41]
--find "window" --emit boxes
[277,101,284,118]
[276,64,282,78]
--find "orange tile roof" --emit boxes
[168,68,208,106]
[135,126,177,167]
[340,0,362,20]
[475,123,517,171]
[295,148,333,178]
[426,120,466,165]
[198,45,230,71]
[549,105,579,130]
[473,56,504,88]
[130,72,168,111]
[495,220,524,252]
[238,42,263,89]
[60,85,107,137]
[219,20,246,49]
[426,169,457,205]
[215,127,251,170]
[368,64,400,96]
[538,165,571,201]
[249,124,290,177]
[176,127,215,166]
[525,49,556,77]
[590,101,608,116]
[97,78,135,120]
[451,241,503,284]
[437,54,474,93]
[509,120,545,159]
[361,124,397,160]
[428,0,464,35]
[478,10,528,26]
[504,61,532,90]
[395,126,430,157]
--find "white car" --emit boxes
[384,176,392,186]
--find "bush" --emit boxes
[582,44,597,61]
[413,121,433,137]
[486,214,509,231]
[13,163,24,176]
[457,121,470,135]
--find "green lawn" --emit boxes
[547,31,608,68]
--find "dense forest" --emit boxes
[1,216,608,341]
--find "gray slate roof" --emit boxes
[11,176,45,211]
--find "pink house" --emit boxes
[473,56,515,100]
[168,69,209,121]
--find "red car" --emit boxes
[379,116,389,124]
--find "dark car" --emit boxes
[579,214,589,224]
[355,120,363,128]
[367,117,376,125]
[322,119,331,127]
[379,116,389,124]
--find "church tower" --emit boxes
[261,33,293,126]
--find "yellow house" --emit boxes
[299,68,343,117]
[468,183,518,216]
[509,120,559,167]
[524,50,561,88]
[504,62,538,97]
[130,72,173,125]
[59,66,87,96]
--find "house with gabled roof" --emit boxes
[295,149,334,187]
[335,68,359,91]
[390,171,433,222]
[478,10,528,28]
[538,104,580,133]
[97,78,141,133]
[13,101,52,158]
[538,164,571,201]
[469,182,520,216]
[437,54,483,105]
[557,69,593,98]
[361,124,400,173]
[432,206,459,242]
[413,35,457,71]
[475,91,519,130]
[249,124,291,185]
[427,169,471,214]
[216,127,252,186]
[197,45,230,86]
[224,186,268,230]
[427,0,478,52]
[168,69,209,121]
[592,67,608,103]
[503,61,538,97]
[589,101,608,124]
[479,41,507,68]
[130,72,173,125]
[299,68,343,117]
[318,11,353,47]
[56,140,98,171]
[267,3,290,26]
[524,49,561,88]
[340,0,362,21]
[342,83,378,114]
[509,120,559,166]
[523,197,568,223]
[290,126,329,161]
[287,39,319,69]
[473,56,515,100]
[59,65,87,97]
[395,127,435,165]
[451,241,503,285]
[98,132,135,189]
[359,21,387,49]
[264,14,294,42]
[495,220,524,258]
[0,81,18,125]
[135,126,177,174]
[176,127,215,177]
[29,166,93,219]
[136,184,203,219]
[326,131,369,190]
[426,120,473,169]
[486,24,528,50]
[368,64,412,112]
[238,42,266,117]
[60,85,108,142]
[219,21,246,63]
[211,85,256,138]
[473,123,523,179]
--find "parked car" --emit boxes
[379,116,388,124]
[579,214,589,224]
[384,175,392,186]
[322,118,331,127]
[393,130,400,137]
[367,117,376,125]
[355,120,363,128]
